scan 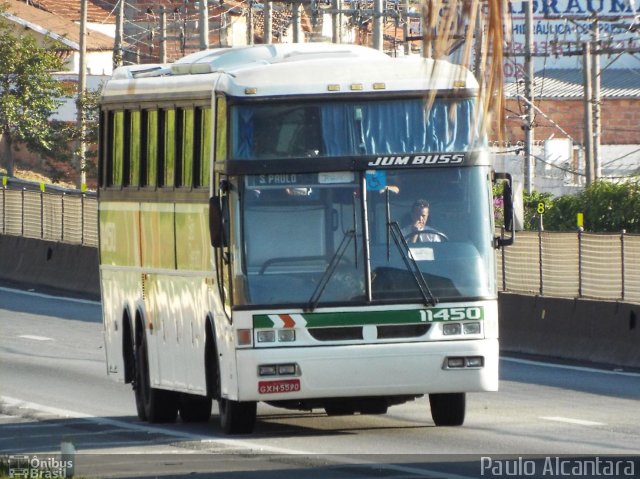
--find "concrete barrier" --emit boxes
[499,292,640,369]
[0,234,99,299]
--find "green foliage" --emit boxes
[579,180,640,232]
[524,180,640,232]
[523,190,554,230]
[0,15,66,175]
[542,194,580,231]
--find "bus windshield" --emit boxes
[238,166,496,307]
[230,97,479,159]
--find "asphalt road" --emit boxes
[1,286,639,479]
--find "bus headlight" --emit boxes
[278,329,296,342]
[444,356,484,369]
[257,330,276,343]
[277,364,297,375]
[258,363,299,376]
[465,356,484,368]
[463,322,481,335]
[258,365,277,376]
[442,323,461,335]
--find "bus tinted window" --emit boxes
[162,108,176,187]
[145,110,158,187]
[230,98,478,159]
[129,110,141,187]
[199,107,212,188]
[111,110,124,186]
[180,108,194,188]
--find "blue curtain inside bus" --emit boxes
[231,98,478,159]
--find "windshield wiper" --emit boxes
[384,190,438,307]
[306,229,356,312]
[387,222,438,307]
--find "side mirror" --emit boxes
[209,196,223,247]
[494,172,515,247]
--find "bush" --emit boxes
[525,180,640,232]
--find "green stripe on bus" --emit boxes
[253,306,484,329]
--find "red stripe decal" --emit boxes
[280,314,296,328]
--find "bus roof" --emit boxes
[103,43,478,102]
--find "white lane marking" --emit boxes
[17,335,53,341]
[502,356,640,378]
[0,286,99,305]
[540,416,605,426]
[1,395,476,479]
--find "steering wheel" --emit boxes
[404,230,448,243]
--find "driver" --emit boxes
[402,199,446,243]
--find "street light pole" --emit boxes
[77,0,87,190]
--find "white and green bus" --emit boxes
[98,43,514,434]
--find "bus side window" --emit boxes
[128,110,141,187]
[108,110,124,187]
[160,108,176,188]
[143,110,158,188]
[194,106,212,188]
[176,108,196,188]
[98,109,105,188]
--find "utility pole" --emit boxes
[199,0,209,50]
[113,0,124,68]
[264,1,272,44]
[373,0,383,50]
[523,0,535,193]
[246,0,254,45]
[583,41,595,185]
[332,0,339,43]
[403,0,410,55]
[160,9,167,62]
[292,1,301,43]
[591,20,601,180]
[77,0,87,190]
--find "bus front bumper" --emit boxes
[233,338,498,402]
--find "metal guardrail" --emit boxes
[3,179,640,304]
[0,179,97,247]
[497,230,640,303]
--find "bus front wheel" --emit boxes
[429,393,465,426]
[134,332,179,423]
[218,398,257,434]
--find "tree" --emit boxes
[0,16,66,177]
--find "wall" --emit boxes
[0,234,99,299]
[503,98,640,146]
[499,292,640,369]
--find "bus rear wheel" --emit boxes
[134,332,179,423]
[179,393,212,423]
[218,398,257,434]
[429,393,465,426]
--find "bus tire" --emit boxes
[429,393,465,426]
[179,393,212,423]
[218,399,257,434]
[134,331,179,423]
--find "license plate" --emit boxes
[258,379,301,394]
